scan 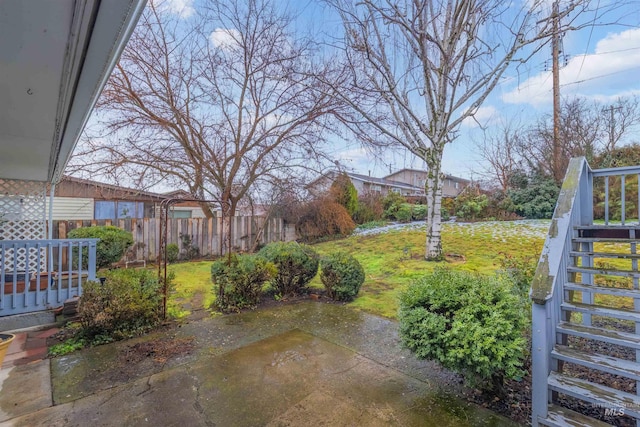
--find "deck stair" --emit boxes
[532,159,640,426]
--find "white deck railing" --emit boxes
[0,238,98,316]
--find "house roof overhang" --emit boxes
[0,0,146,184]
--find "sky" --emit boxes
[108,0,640,183]
[285,0,640,180]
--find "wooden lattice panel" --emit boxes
[0,179,47,271]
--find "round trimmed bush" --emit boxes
[211,254,276,311]
[320,252,365,301]
[257,242,319,297]
[68,225,133,269]
[398,267,527,391]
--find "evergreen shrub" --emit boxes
[211,254,275,311]
[68,225,133,269]
[258,242,319,297]
[320,252,365,301]
[398,268,527,391]
[78,269,162,340]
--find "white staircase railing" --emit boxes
[532,157,640,426]
[531,157,593,425]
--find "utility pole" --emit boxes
[551,0,562,184]
[603,105,622,152]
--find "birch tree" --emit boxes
[327,0,607,260]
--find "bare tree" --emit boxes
[326,0,612,260]
[69,0,336,251]
[602,96,640,154]
[476,121,524,192]
[519,96,640,179]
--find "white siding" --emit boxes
[46,197,94,220]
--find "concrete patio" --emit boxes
[0,302,518,426]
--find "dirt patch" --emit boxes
[120,336,196,365]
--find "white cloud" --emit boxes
[152,0,195,19]
[209,28,241,49]
[461,105,500,128]
[502,28,640,106]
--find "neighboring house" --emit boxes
[384,168,470,198]
[307,171,422,197]
[45,176,207,220]
[307,169,470,198]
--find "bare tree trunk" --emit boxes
[425,169,443,260]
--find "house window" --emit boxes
[95,201,145,219]
[454,182,459,189]
[170,210,192,219]
[95,201,115,219]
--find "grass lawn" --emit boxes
[310,220,547,318]
[167,261,218,318]
[167,220,548,319]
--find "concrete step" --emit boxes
[557,321,640,350]
[561,301,640,323]
[539,404,613,427]
[0,310,56,333]
[552,345,640,381]
[564,282,640,298]
[548,371,640,418]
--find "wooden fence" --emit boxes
[50,216,296,262]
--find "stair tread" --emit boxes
[557,321,640,349]
[552,345,640,381]
[574,238,640,244]
[570,251,640,260]
[541,404,613,427]
[548,372,640,418]
[567,266,640,277]
[575,225,640,230]
[564,282,640,297]
[561,301,640,322]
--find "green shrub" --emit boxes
[330,173,358,217]
[211,254,276,311]
[507,173,559,219]
[455,192,489,221]
[258,242,319,297]
[320,252,365,301]
[411,204,427,221]
[498,252,538,299]
[68,226,133,269]
[398,268,527,391]
[394,203,413,222]
[166,243,180,263]
[78,269,162,340]
[180,233,200,260]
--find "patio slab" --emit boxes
[9,329,515,426]
[5,302,520,426]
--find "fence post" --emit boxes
[87,239,97,281]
